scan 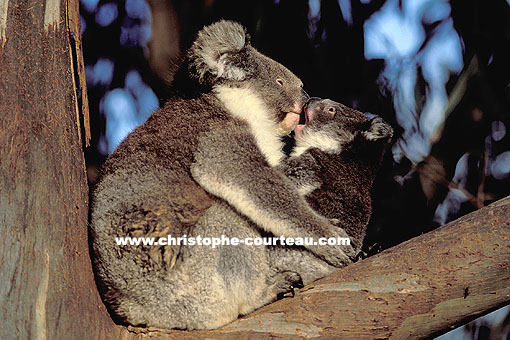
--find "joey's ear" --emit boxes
[188,20,253,84]
[361,117,394,142]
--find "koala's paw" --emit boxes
[362,117,393,141]
[273,271,304,298]
[309,225,357,268]
[314,244,356,268]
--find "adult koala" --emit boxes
[99,97,393,330]
[90,21,355,329]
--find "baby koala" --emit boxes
[280,97,393,254]
[269,97,393,288]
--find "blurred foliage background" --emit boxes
[80,0,510,338]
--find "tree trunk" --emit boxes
[0,1,107,339]
[0,2,508,339]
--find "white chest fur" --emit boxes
[291,130,343,157]
[214,86,285,167]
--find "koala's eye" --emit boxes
[276,78,286,88]
[328,107,336,115]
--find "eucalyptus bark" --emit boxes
[0,1,104,339]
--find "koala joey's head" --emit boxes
[187,20,309,135]
[293,98,374,154]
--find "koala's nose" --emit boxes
[301,89,310,103]
[303,97,323,124]
[305,97,322,109]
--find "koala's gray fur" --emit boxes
[111,97,393,330]
[282,98,394,252]
[248,98,394,293]
[258,98,394,294]
[90,21,356,330]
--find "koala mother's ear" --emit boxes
[188,20,254,85]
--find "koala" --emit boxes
[278,97,393,258]
[106,97,393,330]
[90,21,355,329]
[257,98,394,290]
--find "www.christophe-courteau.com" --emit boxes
[115,235,351,248]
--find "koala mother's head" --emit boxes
[186,20,309,136]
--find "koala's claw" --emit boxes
[362,117,393,141]
[354,250,367,262]
[274,271,303,299]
